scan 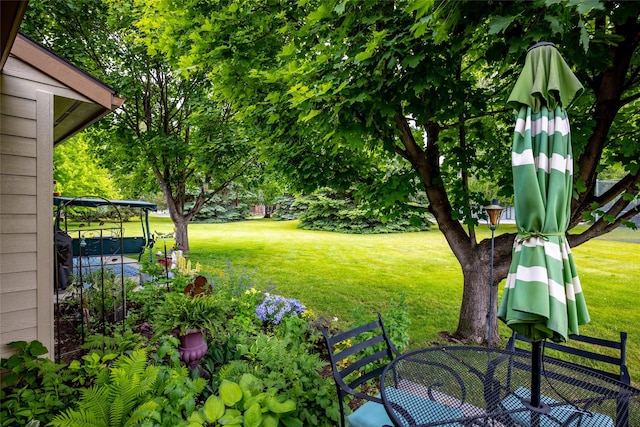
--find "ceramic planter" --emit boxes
[178,328,208,368]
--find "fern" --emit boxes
[216,359,252,384]
[82,330,145,356]
[108,350,157,426]
[109,369,130,427]
[123,400,160,427]
[138,365,161,396]
[49,407,108,427]
[113,349,148,379]
[50,350,159,427]
[79,386,111,423]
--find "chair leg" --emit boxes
[338,396,347,427]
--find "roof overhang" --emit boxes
[9,34,125,144]
[0,1,28,69]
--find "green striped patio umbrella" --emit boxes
[497,43,590,408]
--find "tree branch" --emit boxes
[620,90,640,107]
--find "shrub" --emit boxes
[153,291,225,336]
[190,192,250,223]
[272,196,305,221]
[296,188,431,234]
[351,293,411,354]
[80,328,147,358]
[209,262,270,300]
[3,260,390,426]
[0,341,78,426]
[50,349,207,427]
[50,349,161,427]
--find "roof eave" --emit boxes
[0,1,29,70]
[11,33,125,110]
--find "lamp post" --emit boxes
[484,199,504,347]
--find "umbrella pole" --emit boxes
[531,340,542,408]
[522,340,550,427]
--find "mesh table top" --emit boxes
[381,346,640,427]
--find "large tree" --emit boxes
[139,0,639,343]
[22,0,256,252]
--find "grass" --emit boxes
[131,215,640,382]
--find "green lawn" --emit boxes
[138,216,640,381]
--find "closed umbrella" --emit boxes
[497,42,590,409]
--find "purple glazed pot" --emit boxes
[178,328,208,369]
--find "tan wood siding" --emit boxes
[0,271,37,293]
[0,153,36,176]
[1,233,36,254]
[0,214,36,233]
[0,114,37,139]
[0,134,37,157]
[0,194,36,214]
[0,308,37,333]
[0,174,36,195]
[1,328,38,343]
[0,61,47,358]
[1,289,37,313]
[0,93,36,119]
[0,252,37,274]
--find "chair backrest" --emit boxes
[506,331,630,385]
[321,313,400,427]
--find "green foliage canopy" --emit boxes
[137,0,639,341]
[54,134,122,199]
[22,0,259,251]
[137,0,638,228]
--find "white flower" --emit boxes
[333,317,339,322]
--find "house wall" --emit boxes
[0,55,92,360]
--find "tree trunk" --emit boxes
[394,113,518,343]
[454,234,514,345]
[455,257,496,344]
[456,233,514,343]
[173,216,190,254]
[160,180,192,254]
[264,205,276,218]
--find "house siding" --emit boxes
[0,55,59,359]
[1,32,121,361]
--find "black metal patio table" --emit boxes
[380,346,640,427]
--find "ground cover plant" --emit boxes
[2,256,412,426]
[141,215,640,383]
[3,216,637,424]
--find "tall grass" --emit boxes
[140,216,640,381]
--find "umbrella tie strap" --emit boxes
[517,231,565,243]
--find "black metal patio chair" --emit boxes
[500,331,632,426]
[321,313,400,427]
[506,331,630,385]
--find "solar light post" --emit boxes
[484,199,504,347]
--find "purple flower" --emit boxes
[255,294,305,325]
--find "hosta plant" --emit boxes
[188,373,303,427]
